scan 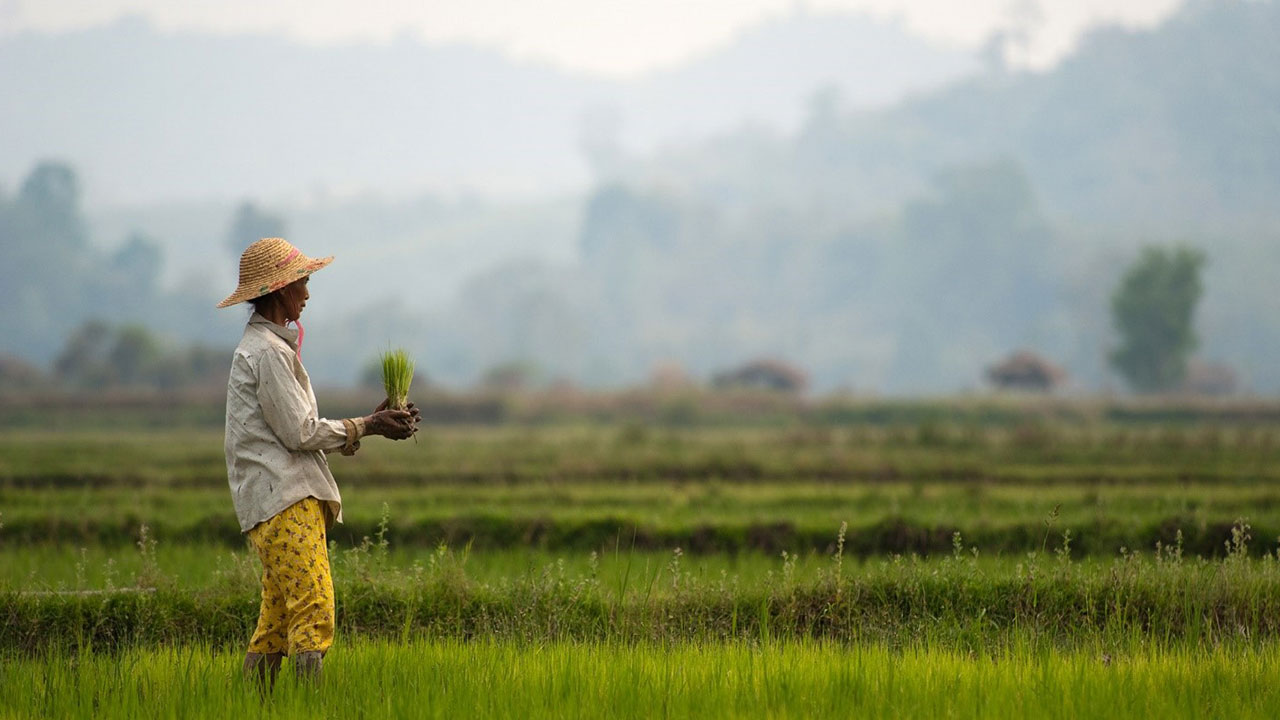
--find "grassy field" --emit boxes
[5,639,1278,719]
[5,416,1280,714]
[7,481,1280,556]
[5,424,1280,556]
[6,423,1280,487]
[6,526,1280,652]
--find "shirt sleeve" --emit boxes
[256,347,349,452]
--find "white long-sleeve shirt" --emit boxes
[224,313,364,532]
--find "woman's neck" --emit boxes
[256,301,290,327]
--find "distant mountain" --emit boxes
[0,12,974,204]
[870,0,1280,232]
[627,1,1280,234]
[420,1,1280,393]
[616,12,977,149]
[11,2,1278,394]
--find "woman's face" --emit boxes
[280,276,310,323]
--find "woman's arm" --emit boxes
[256,348,419,452]
[256,348,356,452]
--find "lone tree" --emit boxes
[1109,246,1206,393]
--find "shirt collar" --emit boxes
[249,312,299,351]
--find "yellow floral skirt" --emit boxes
[245,497,335,656]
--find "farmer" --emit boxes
[217,237,419,687]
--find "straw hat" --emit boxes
[216,237,334,308]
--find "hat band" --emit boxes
[275,248,301,268]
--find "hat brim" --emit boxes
[216,256,333,308]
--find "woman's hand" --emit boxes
[364,401,421,440]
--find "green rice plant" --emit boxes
[4,639,1280,719]
[11,477,1280,556]
[380,348,415,411]
[11,545,1280,652]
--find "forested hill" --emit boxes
[904,0,1280,231]
[628,1,1280,235]
[422,1,1280,394]
[5,2,1280,395]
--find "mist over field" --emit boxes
[2,0,1278,394]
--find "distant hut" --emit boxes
[0,353,46,392]
[712,358,808,394]
[1181,361,1237,396]
[649,361,695,391]
[985,351,1065,393]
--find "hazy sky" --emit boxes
[3,0,1183,76]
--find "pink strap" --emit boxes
[275,248,301,267]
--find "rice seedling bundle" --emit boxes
[380,348,414,411]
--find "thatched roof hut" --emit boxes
[985,350,1065,392]
[712,358,808,394]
